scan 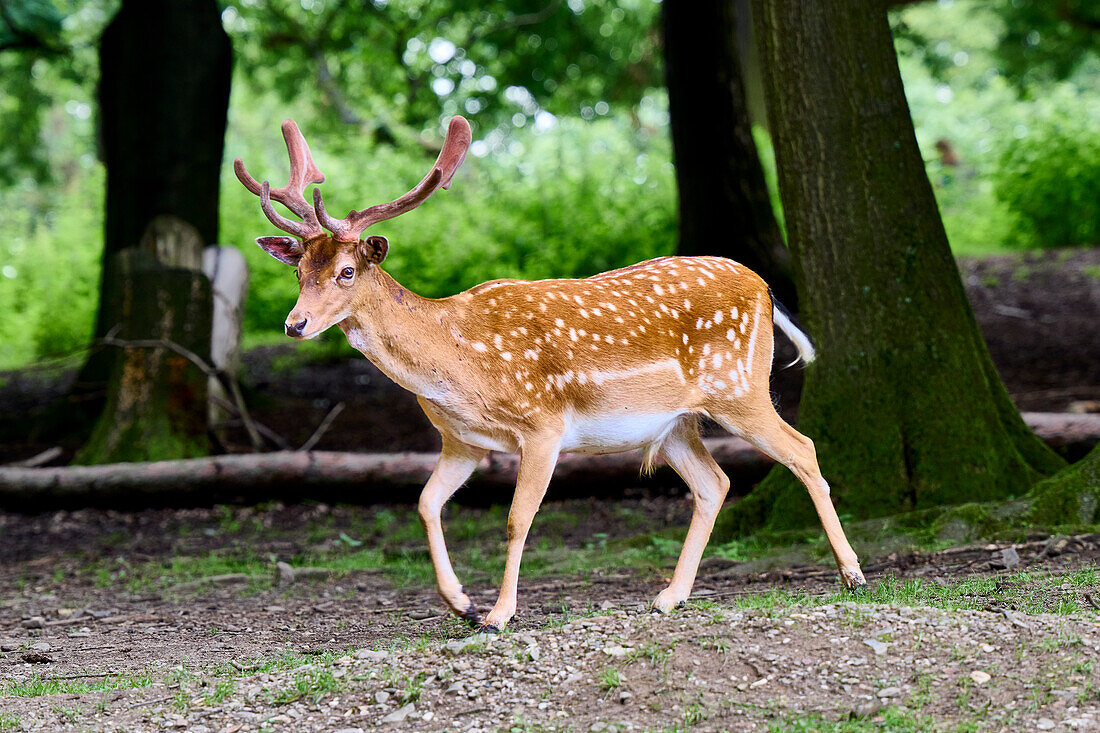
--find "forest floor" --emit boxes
[1,499,1099,732]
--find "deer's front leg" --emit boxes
[418,438,488,625]
[480,433,560,632]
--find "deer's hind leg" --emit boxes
[652,418,731,613]
[710,399,866,589]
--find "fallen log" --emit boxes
[0,439,769,510]
[0,412,1095,510]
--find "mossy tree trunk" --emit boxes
[661,0,796,307]
[715,0,1064,536]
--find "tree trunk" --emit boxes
[76,0,231,392]
[661,0,796,307]
[716,0,1064,535]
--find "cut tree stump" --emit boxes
[74,218,213,464]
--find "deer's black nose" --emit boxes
[285,319,308,338]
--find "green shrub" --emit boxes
[0,169,103,369]
[991,90,1100,248]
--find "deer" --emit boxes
[235,115,867,632]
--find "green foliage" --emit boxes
[0,167,103,369]
[893,0,1099,253]
[224,0,662,137]
[991,94,1100,248]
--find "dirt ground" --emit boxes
[1,500,1099,731]
[1,248,1098,464]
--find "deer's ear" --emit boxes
[256,236,304,266]
[360,235,389,264]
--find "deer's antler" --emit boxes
[314,116,472,242]
[235,120,326,240]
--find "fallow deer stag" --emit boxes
[236,116,867,631]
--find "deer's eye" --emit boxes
[339,267,355,280]
[294,270,301,281]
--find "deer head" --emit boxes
[235,116,472,339]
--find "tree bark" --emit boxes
[76,0,231,392]
[716,0,1064,535]
[661,0,796,307]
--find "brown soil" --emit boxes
[1,500,1099,731]
[2,248,1098,467]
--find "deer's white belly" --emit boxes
[561,410,686,455]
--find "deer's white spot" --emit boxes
[493,334,503,350]
[726,329,736,341]
[471,342,488,352]
[714,310,723,324]
[653,284,664,295]
[500,352,512,361]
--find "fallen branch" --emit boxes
[299,402,345,452]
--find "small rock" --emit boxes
[406,608,432,620]
[356,649,389,662]
[996,547,1020,569]
[21,617,44,629]
[876,686,902,698]
[619,690,634,703]
[0,640,18,652]
[589,723,608,733]
[863,639,888,655]
[969,670,991,684]
[375,690,390,704]
[603,645,630,658]
[275,561,296,585]
[332,729,365,733]
[600,601,615,610]
[381,703,415,724]
[1036,718,1055,730]
[852,701,883,718]
[30,641,51,652]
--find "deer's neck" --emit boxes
[339,266,458,400]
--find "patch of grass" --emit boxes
[204,678,236,705]
[0,713,21,730]
[598,667,623,691]
[724,568,1099,619]
[0,672,152,697]
[266,664,343,705]
[770,706,950,732]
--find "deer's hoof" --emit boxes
[459,602,481,627]
[474,623,500,635]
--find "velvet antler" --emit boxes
[314,116,472,242]
[235,120,326,241]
